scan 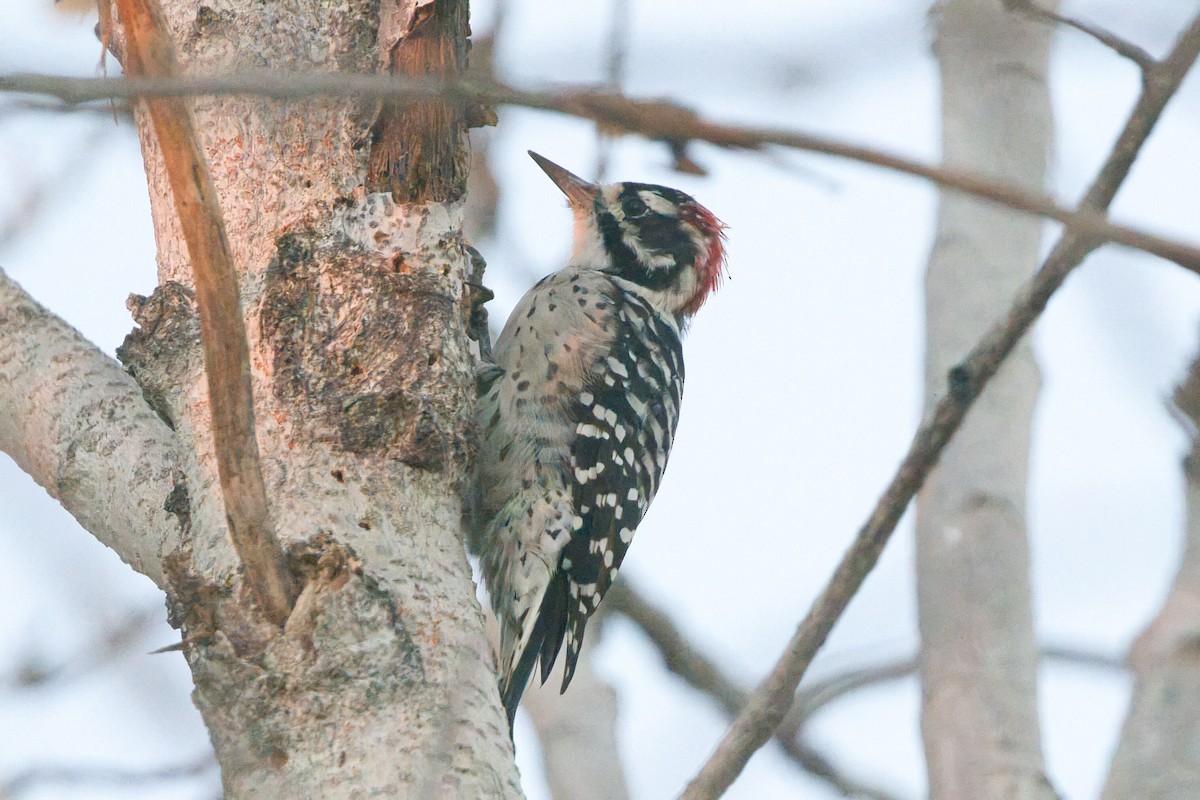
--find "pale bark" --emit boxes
[1101,350,1200,799]
[0,267,183,588]
[106,0,520,795]
[521,621,631,800]
[917,1,1057,798]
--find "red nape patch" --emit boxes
[679,201,728,318]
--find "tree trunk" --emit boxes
[1102,346,1200,799]
[917,1,1057,798]
[106,0,521,795]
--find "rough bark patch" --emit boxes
[260,228,471,470]
[166,536,426,775]
[118,281,204,429]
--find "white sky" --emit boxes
[2,1,1199,798]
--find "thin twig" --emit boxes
[677,12,1200,800]
[789,643,1123,729]
[1,72,1199,273]
[594,0,629,181]
[113,0,296,625]
[1006,0,1157,72]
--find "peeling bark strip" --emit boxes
[113,0,296,625]
[367,0,471,202]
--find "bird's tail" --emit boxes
[498,569,570,727]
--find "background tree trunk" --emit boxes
[1102,342,1200,800]
[917,1,1058,797]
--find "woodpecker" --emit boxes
[471,152,726,726]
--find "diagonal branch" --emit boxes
[0,268,183,588]
[1005,0,1156,72]
[677,12,1200,800]
[610,582,1125,800]
[607,583,903,800]
[112,0,296,625]
[2,72,1200,272]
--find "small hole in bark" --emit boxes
[302,179,312,189]
[338,751,347,767]
[358,520,371,530]
[350,364,364,376]
[427,351,439,366]
[393,254,409,273]
[331,469,345,483]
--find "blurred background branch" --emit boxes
[609,581,1125,800]
[1,754,216,799]
[1,72,1198,272]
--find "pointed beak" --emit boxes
[528,151,599,209]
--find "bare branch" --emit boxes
[1,755,216,798]
[606,583,903,800]
[2,606,160,695]
[0,268,183,588]
[1,72,1200,272]
[919,2,1055,795]
[112,0,296,624]
[677,12,1200,799]
[1005,0,1156,72]
[593,0,629,181]
[790,644,1122,728]
[611,583,1124,800]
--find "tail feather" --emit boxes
[499,570,570,727]
[559,614,589,693]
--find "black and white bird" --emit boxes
[470,152,727,725]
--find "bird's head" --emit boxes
[530,151,727,321]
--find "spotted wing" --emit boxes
[551,290,685,689]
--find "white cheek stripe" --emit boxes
[640,191,677,216]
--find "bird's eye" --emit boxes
[622,196,649,219]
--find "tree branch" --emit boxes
[610,582,1124,800]
[606,583,903,800]
[677,12,1200,799]
[1005,0,1156,72]
[0,268,183,588]
[2,606,161,695]
[1,72,1200,272]
[1,755,216,798]
[112,0,296,624]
